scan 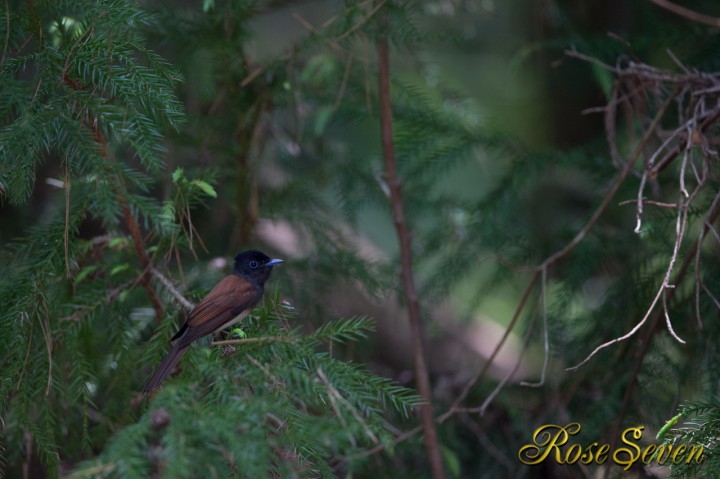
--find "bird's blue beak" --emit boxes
[266,258,284,267]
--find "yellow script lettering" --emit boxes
[613,426,643,471]
[518,423,581,465]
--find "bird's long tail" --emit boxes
[142,344,187,393]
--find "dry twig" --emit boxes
[649,0,720,27]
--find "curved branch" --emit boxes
[649,0,720,27]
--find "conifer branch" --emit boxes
[317,367,379,445]
[376,23,446,479]
[60,73,165,323]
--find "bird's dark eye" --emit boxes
[248,260,259,269]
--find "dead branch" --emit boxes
[649,0,720,27]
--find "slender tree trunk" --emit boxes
[376,29,447,479]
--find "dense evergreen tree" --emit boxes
[2,0,720,478]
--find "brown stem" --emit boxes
[439,271,540,422]
[61,73,164,323]
[648,0,720,27]
[376,30,446,479]
[603,193,720,479]
[544,86,679,270]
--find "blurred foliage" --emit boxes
[3,0,720,478]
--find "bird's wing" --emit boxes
[176,275,259,348]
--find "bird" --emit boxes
[142,250,283,393]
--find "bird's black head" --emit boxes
[233,250,283,286]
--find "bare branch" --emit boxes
[569,192,690,370]
[211,337,296,346]
[472,287,541,414]
[564,48,618,72]
[376,23,446,479]
[544,86,679,268]
[649,0,720,27]
[438,272,539,423]
[150,267,195,311]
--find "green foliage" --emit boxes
[663,401,720,478]
[0,3,433,477]
[5,0,720,478]
[0,0,184,210]
[63,307,420,478]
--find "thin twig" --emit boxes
[64,166,71,279]
[470,287,541,415]
[695,225,704,329]
[317,367,379,444]
[564,48,618,73]
[603,190,720,479]
[706,221,720,244]
[662,286,685,343]
[334,50,354,110]
[438,271,540,423]
[520,266,548,387]
[544,86,679,269]
[341,425,423,463]
[211,337,296,346]
[15,312,33,391]
[376,23,446,479]
[292,12,341,51]
[696,192,720,326]
[666,48,690,74]
[458,413,515,472]
[63,462,117,478]
[569,192,690,370]
[150,267,195,311]
[618,199,676,208]
[564,89,680,370]
[336,0,387,42]
[702,283,720,312]
[240,66,265,88]
[649,0,720,27]
[1,0,9,64]
[38,298,53,396]
[60,276,142,322]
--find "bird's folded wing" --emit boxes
[177,275,259,348]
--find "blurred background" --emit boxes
[3,0,720,477]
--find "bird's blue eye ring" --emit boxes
[249,260,259,269]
